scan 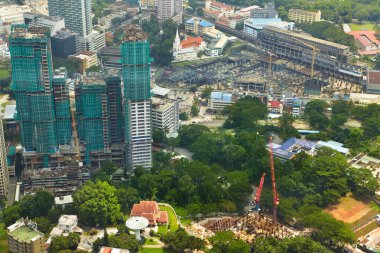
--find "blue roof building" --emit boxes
[208,91,234,112]
[244,18,294,37]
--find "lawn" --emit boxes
[159,205,179,232]
[354,221,379,238]
[0,223,8,253]
[158,225,167,235]
[349,23,376,31]
[140,248,164,253]
[144,239,160,246]
[0,69,10,80]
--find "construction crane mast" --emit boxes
[269,136,279,222]
[254,173,266,211]
[293,38,320,78]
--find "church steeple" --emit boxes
[173,27,181,52]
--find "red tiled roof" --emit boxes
[268,101,282,108]
[211,1,233,10]
[130,201,168,226]
[158,211,168,223]
[368,70,380,85]
[181,37,203,49]
[203,8,222,16]
[350,31,380,48]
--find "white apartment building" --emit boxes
[157,0,183,24]
[0,121,9,197]
[0,40,10,58]
[152,97,179,134]
[126,101,152,169]
[23,12,65,36]
[77,30,106,52]
[57,215,78,233]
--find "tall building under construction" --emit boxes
[121,25,153,169]
[9,25,72,167]
[0,121,9,197]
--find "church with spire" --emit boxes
[173,28,206,62]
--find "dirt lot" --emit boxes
[325,193,375,224]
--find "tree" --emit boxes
[347,167,379,194]
[209,231,250,253]
[345,128,363,149]
[178,124,210,148]
[305,99,329,114]
[108,233,140,252]
[201,87,213,98]
[179,112,189,121]
[19,190,54,218]
[162,228,205,252]
[33,217,52,233]
[191,105,199,117]
[222,144,246,169]
[73,181,122,226]
[2,203,21,226]
[279,113,300,139]
[116,187,139,210]
[50,233,80,253]
[363,117,380,137]
[153,128,167,144]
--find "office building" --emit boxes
[157,0,183,24]
[236,5,260,18]
[151,86,179,134]
[208,91,235,112]
[48,0,92,37]
[23,12,65,36]
[244,18,294,37]
[251,2,278,19]
[367,70,380,94]
[51,29,78,58]
[77,30,106,52]
[121,25,152,169]
[106,77,123,144]
[7,219,45,253]
[0,119,9,197]
[10,25,59,155]
[288,9,321,23]
[258,26,363,83]
[185,17,215,35]
[139,0,157,10]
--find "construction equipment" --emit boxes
[267,51,274,75]
[70,106,81,162]
[268,136,280,222]
[254,173,266,211]
[293,38,320,78]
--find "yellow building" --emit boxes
[7,219,45,253]
[70,51,99,74]
[288,9,321,23]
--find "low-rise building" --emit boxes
[98,11,127,29]
[205,0,234,17]
[0,39,10,58]
[100,247,130,253]
[288,9,321,23]
[251,2,277,19]
[151,97,179,135]
[185,18,215,36]
[350,30,380,56]
[54,195,73,208]
[367,70,380,94]
[216,15,245,29]
[244,18,294,37]
[7,219,45,253]
[23,12,65,36]
[70,51,98,74]
[349,93,380,106]
[173,29,206,62]
[205,34,228,56]
[236,5,260,18]
[0,5,32,34]
[208,91,234,112]
[267,100,283,114]
[130,201,168,226]
[57,215,78,233]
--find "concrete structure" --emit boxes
[98,11,127,30]
[0,39,10,58]
[157,0,183,24]
[139,0,156,10]
[267,100,283,114]
[288,9,321,23]
[3,105,17,128]
[7,219,45,253]
[244,18,294,37]
[0,119,9,197]
[216,15,245,29]
[208,91,234,112]
[367,70,380,94]
[185,18,215,35]
[130,201,168,226]
[151,87,179,135]
[23,12,65,36]
[205,0,234,17]
[125,216,149,241]
[57,215,78,233]
[121,26,152,169]
[349,93,380,106]
[54,195,73,207]
[70,51,98,74]
[51,29,78,58]
[350,30,380,56]
[236,5,260,18]
[100,247,130,253]
[258,26,363,83]
[173,29,206,61]
[77,30,106,53]
[251,2,278,19]
[205,34,228,56]
[0,5,32,34]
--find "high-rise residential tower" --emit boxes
[157,0,183,24]
[121,26,152,169]
[10,25,57,154]
[0,120,9,197]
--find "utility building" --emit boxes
[121,25,153,169]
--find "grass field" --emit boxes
[0,223,8,253]
[144,239,160,246]
[0,69,10,80]
[325,193,374,224]
[159,205,179,232]
[349,23,376,31]
[355,221,379,238]
[140,248,164,253]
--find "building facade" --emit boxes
[244,18,294,37]
[0,120,9,197]
[157,0,183,24]
[208,91,234,112]
[288,9,321,23]
[121,26,152,169]
[7,219,45,253]
[251,3,278,19]
[51,29,78,58]
[0,5,32,34]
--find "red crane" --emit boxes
[254,173,266,211]
[269,136,280,222]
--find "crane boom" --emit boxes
[255,173,266,211]
[269,136,279,222]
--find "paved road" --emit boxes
[7,177,17,206]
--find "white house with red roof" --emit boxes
[350,30,380,55]
[267,100,283,115]
[173,28,206,62]
[205,0,234,17]
[130,201,168,226]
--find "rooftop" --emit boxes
[24,12,63,22]
[8,226,42,243]
[181,37,204,49]
[350,30,380,48]
[289,8,321,15]
[151,86,171,97]
[58,215,77,226]
[3,105,16,120]
[211,1,233,11]
[54,195,73,205]
[199,20,214,27]
[210,91,233,102]
[238,5,260,13]
[100,247,130,253]
[368,70,380,84]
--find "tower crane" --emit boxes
[254,173,266,212]
[267,51,275,75]
[269,136,279,222]
[293,38,320,78]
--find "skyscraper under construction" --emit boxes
[121,25,153,169]
[9,25,72,167]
